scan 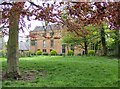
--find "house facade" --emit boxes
[30,24,84,55]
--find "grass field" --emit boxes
[1,56,118,87]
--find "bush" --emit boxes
[42,52,49,56]
[26,51,31,57]
[50,50,57,56]
[36,50,42,55]
[88,50,95,56]
[67,50,74,56]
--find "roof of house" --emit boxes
[19,41,30,51]
[32,24,63,32]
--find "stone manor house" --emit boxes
[30,24,84,55]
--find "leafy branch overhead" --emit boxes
[0,1,61,34]
[0,2,120,32]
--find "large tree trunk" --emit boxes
[66,44,69,55]
[115,30,120,58]
[100,24,107,56]
[5,2,24,79]
[115,3,120,59]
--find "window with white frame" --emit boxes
[43,40,46,48]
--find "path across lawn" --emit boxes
[1,56,118,87]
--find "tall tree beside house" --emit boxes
[59,2,120,57]
[100,23,107,56]
[90,2,120,57]
[62,30,89,55]
[62,32,81,54]
[114,30,120,58]
[62,25,101,55]
[114,3,120,58]
[60,2,93,55]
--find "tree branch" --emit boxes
[0,21,8,30]
[28,1,42,9]
[0,2,13,6]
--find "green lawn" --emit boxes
[1,56,118,87]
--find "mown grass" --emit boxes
[1,56,118,87]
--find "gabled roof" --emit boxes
[32,24,62,32]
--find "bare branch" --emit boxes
[28,1,43,9]
[0,20,8,30]
[0,2,13,6]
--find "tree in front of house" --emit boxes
[0,1,59,79]
[62,24,101,55]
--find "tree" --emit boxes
[62,31,82,54]
[90,2,120,57]
[62,24,100,55]
[6,2,24,78]
[60,2,93,55]
[0,1,59,79]
[114,30,120,58]
[100,23,107,56]
[59,2,120,57]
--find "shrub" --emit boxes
[36,50,42,55]
[88,50,95,56]
[26,51,31,57]
[67,50,74,56]
[42,52,49,56]
[50,50,57,56]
